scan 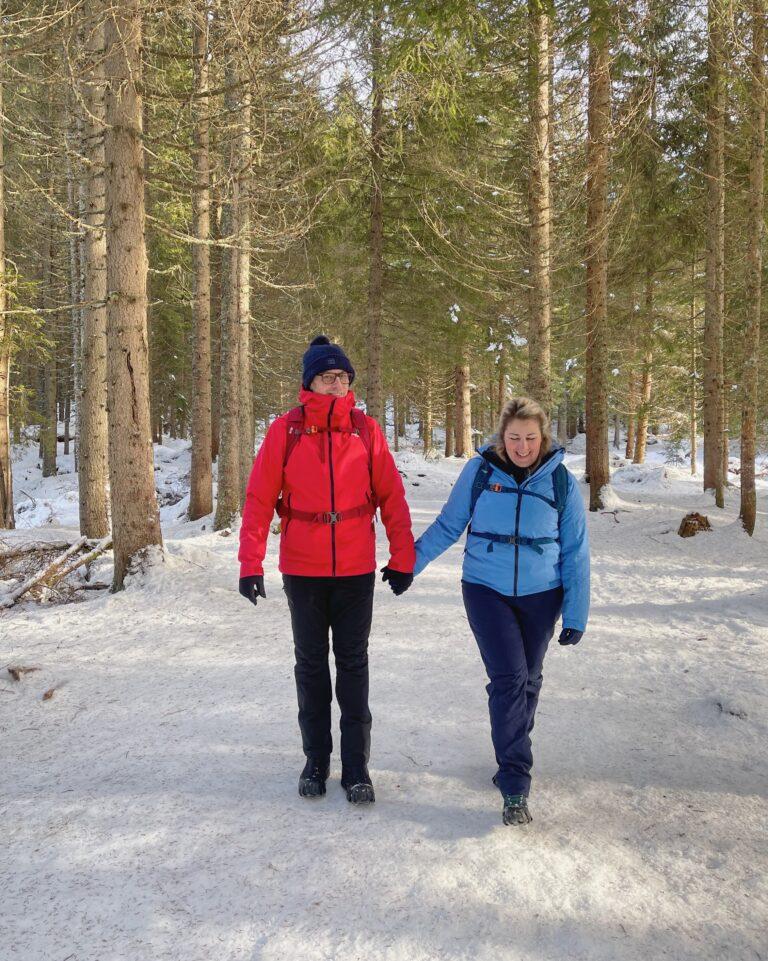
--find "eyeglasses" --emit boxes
[319,371,350,385]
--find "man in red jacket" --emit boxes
[238,335,415,804]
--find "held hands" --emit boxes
[558,628,583,646]
[380,566,414,597]
[239,575,266,607]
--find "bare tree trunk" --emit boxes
[213,110,240,531]
[585,0,611,509]
[721,379,730,485]
[188,7,213,521]
[444,386,454,457]
[104,0,163,589]
[65,91,80,463]
[557,400,567,445]
[0,33,12,529]
[454,359,472,458]
[497,341,506,418]
[526,0,552,411]
[690,255,698,474]
[365,14,385,426]
[237,87,252,506]
[79,6,109,538]
[633,268,654,464]
[704,0,725,506]
[625,370,637,459]
[741,0,765,533]
[210,193,221,461]
[41,169,57,478]
[422,375,433,454]
[392,394,399,452]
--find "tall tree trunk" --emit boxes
[741,1,765,533]
[454,359,472,458]
[237,87,253,506]
[213,136,240,530]
[65,91,80,464]
[557,400,567,445]
[704,0,726,506]
[104,0,163,589]
[496,341,506,418]
[41,172,57,478]
[633,268,654,464]
[585,0,611,509]
[0,32,12,529]
[365,14,385,426]
[444,386,454,457]
[79,6,109,538]
[625,370,637,459]
[721,379,730,485]
[210,194,221,461]
[567,403,578,439]
[690,254,698,474]
[392,394,399,452]
[526,0,552,411]
[422,376,433,454]
[188,7,213,521]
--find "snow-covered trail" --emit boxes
[2,450,767,961]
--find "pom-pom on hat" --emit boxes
[301,335,356,389]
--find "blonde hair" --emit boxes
[494,396,552,466]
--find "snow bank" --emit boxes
[612,463,671,492]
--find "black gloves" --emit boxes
[239,575,266,606]
[558,628,583,646]
[380,566,414,596]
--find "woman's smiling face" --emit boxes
[503,417,543,468]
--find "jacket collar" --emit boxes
[479,443,564,483]
[297,387,357,427]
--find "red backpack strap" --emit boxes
[350,408,372,469]
[283,406,305,469]
[350,408,378,508]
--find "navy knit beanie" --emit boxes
[301,335,355,389]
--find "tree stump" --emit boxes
[678,512,712,537]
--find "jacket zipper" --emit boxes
[512,481,523,596]
[328,399,337,576]
[513,472,539,595]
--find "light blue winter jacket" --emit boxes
[414,445,590,631]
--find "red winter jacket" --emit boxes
[239,389,415,578]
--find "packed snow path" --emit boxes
[2,448,767,961]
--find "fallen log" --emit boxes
[49,535,112,585]
[0,536,88,608]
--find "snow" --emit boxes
[2,435,768,961]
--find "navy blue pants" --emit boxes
[462,581,563,797]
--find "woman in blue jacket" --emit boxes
[414,397,590,826]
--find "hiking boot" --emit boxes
[341,767,375,804]
[502,794,532,826]
[298,757,330,798]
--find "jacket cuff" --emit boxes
[239,562,264,578]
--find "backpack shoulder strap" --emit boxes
[350,408,372,462]
[283,406,305,469]
[470,458,493,518]
[552,463,569,518]
[351,408,372,476]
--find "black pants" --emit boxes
[282,572,375,769]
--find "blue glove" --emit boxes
[558,628,583,646]
[239,575,266,606]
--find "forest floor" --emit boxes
[2,435,767,961]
